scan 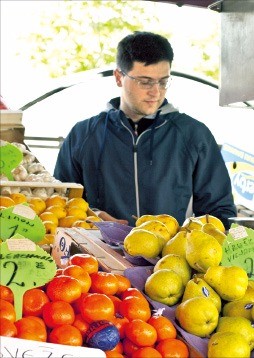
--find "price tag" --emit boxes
[0,141,23,180]
[0,237,57,320]
[0,204,46,243]
[221,224,254,280]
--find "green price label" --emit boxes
[221,224,254,280]
[0,237,57,320]
[0,141,23,180]
[0,204,46,243]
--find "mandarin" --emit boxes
[0,317,17,337]
[49,324,83,346]
[72,220,91,229]
[45,194,67,208]
[73,313,90,338]
[28,197,46,215]
[22,288,49,317]
[107,295,122,314]
[46,275,82,303]
[63,265,92,293]
[148,314,177,341]
[0,196,15,208]
[110,315,129,340]
[125,319,157,347]
[43,220,57,235]
[114,274,131,296]
[9,193,27,204]
[42,300,75,329]
[156,338,189,358]
[119,296,151,322]
[66,197,89,211]
[132,347,162,358]
[120,287,147,301]
[66,206,87,220]
[40,211,58,226]
[79,293,115,323]
[69,254,99,274]
[15,316,47,342]
[0,299,16,322]
[90,271,119,295]
[58,215,78,228]
[0,285,14,303]
[46,205,67,219]
[105,352,124,358]
[122,337,139,357]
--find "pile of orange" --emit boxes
[0,194,102,246]
[0,253,189,357]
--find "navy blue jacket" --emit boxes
[54,98,236,228]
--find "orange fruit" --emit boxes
[9,192,27,204]
[46,205,67,219]
[58,215,78,228]
[66,197,89,212]
[90,271,119,295]
[148,314,177,341]
[28,197,46,215]
[0,317,17,337]
[105,352,124,358]
[22,288,49,317]
[63,265,92,293]
[156,338,189,358]
[69,254,99,274]
[0,196,15,208]
[43,220,57,234]
[46,275,82,303]
[111,315,129,340]
[107,341,124,354]
[122,337,140,356]
[79,293,115,323]
[0,299,16,322]
[45,194,67,208]
[125,319,157,347]
[72,220,91,229]
[66,206,87,220]
[40,211,58,225]
[73,313,90,338]
[37,233,55,245]
[42,300,75,328]
[120,287,147,301]
[0,285,14,303]
[119,296,151,322]
[15,316,47,342]
[132,347,162,358]
[49,324,83,346]
[107,295,122,314]
[114,274,131,296]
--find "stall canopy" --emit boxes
[148,0,216,8]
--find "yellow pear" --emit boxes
[175,297,219,337]
[185,229,223,272]
[144,268,184,306]
[135,214,156,226]
[161,230,187,258]
[155,214,179,237]
[204,266,249,301]
[123,229,164,258]
[222,300,254,321]
[208,331,250,358]
[181,217,203,231]
[195,214,225,233]
[182,275,221,313]
[202,222,227,245]
[216,316,254,350]
[133,220,171,242]
[153,254,192,286]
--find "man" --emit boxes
[54,31,236,229]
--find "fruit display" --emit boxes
[0,253,189,357]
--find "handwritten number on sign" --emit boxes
[3,261,25,287]
[8,225,19,237]
[245,257,254,278]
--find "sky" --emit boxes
[1,0,219,109]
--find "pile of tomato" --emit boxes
[0,253,189,357]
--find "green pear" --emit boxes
[204,266,249,301]
[208,331,251,358]
[185,229,222,272]
[144,269,184,306]
[161,230,187,258]
[223,300,254,320]
[202,222,227,245]
[181,217,203,231]
[182,275,221,312]
[216,316,254,350]
[175,296,219,337]
[153,254,192,286]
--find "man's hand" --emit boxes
[97,211,129,225]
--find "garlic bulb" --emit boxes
[12,165,28,181]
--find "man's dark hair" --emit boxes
[116,31,174,73]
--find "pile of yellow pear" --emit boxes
[124,213,254,357]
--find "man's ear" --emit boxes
[114,69,123,87]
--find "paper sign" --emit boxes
[0,238,57,319]
[0,204,46,243]
[0,141,23,180]
[221,143,254,210]
[221,224,254,280]
[0,336,106,358]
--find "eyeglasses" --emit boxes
[121,71,171,90]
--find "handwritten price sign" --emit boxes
[0,237,57,319]
[0,141,23,180]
